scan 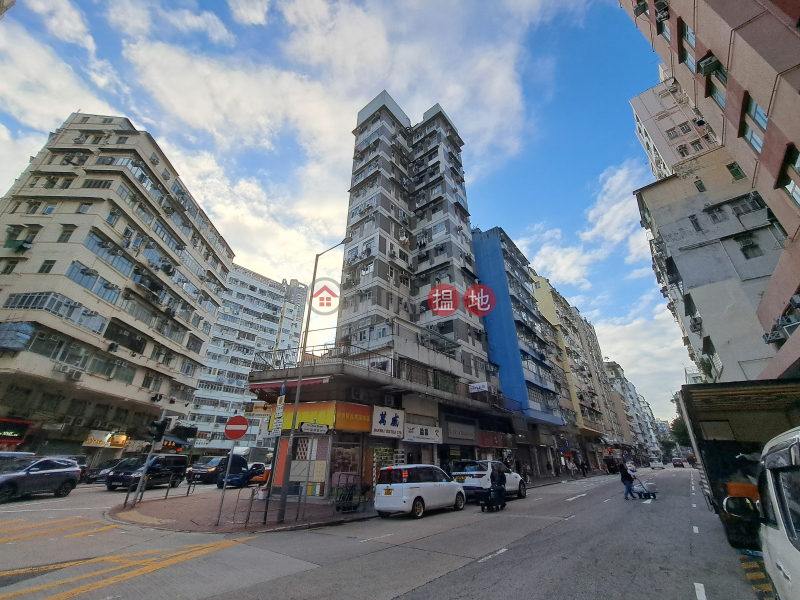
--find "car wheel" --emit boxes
[170,480,179,488]
[54,481,74,498]
[454,493,465,511]
[106,484,118,491]
[518,482,527,498]
[0,483,16,504]
[411,497,425,519]
[378,511,391,518]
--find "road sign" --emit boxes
[300,423,328,435]
[224,415,249,440]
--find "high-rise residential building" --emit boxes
[636,146,781,381]
[604,361,659,461]
[190,266,306,455]
[620,0,800,379]
[532,275,612,469]
[471,227,561,423]
[337,91,488,382]
[0,113,233,460]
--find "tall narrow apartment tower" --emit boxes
[337,91,490,384]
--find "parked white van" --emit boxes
[724,426,800,600]
[375,464,466,518]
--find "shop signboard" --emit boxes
[403,425,443,444]
[334,402,372,432]
[267,402,337,431]
[0,418,33,444]
[445,421,476,442]
[123,439,148,454]
[469,382,489,393]
[371,406,405,438]
[82,430,112,448]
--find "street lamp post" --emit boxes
[276,236,351,523]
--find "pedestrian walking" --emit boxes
[490,463,507,509]
[580,461,589,477]
[567,459,577,478]
[546,461,552,477]
[619,462,636,500]
[524,463,532,483]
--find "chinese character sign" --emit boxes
[371,405,405,438]
[464,284,496,317]
[428,284,459,316]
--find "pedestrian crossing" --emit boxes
[0,516,117,545]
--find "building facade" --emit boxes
[620,0,800,379]
[190,266,306,455]
[604,361,660,462]
[636,146,782,381]
[0,113,233,461]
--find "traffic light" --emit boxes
[150,419,168,442]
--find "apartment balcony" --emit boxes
[3,239,34,253]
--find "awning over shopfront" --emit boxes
[249,377,330,391]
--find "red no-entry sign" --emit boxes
[224,415,249,440]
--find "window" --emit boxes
[742,123,763,154]
[691,140,704,152]
[726,162,746,181]
[57,227,75,243]
[1,260,19,275]
[66,261,98,290]
[102,118,113,124]
[82,180,112,189]
[106,210,120,226]
[116,136,128,144]
[90,135,102,144]
[786,180,800,205]
[161,169,170,180]
[775,469,800,550]
[9,202,21,214]
[43,203,57,215]
[666,128,678,139]
[682,50,696,73]
[710,82,726,109]
[60,179,73,189]
[738,237,764,259]
[43,178,56,189]
[683,23,695,48]
[707,207,727,224]
[25,203,40,215]
[432,222,446,236]
[679,123,691,135]
[677,145,689,157]
[80,116,90,123]
[746,97,769,130]
[732,195,766,216]
[186,336,203,353]
[76,203,92,214]
[660,20,671,41]
[38,260,56,274]
[688,215,702,231]
[28,177,39,188]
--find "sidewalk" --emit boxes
[108,486,376,534]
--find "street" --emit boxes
[0,469,760,600]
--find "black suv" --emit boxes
[186,455,225,484]
[106,454,188,490]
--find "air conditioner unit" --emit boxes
[62,416,75,425]
[653,0,668,10]
[351,388,363,401]
[740,239,756,248]
[70,370,83,381]
[92,420,104,428]
[655,9,669,22]
[789,295,800,310]
[777,315,799,328]
[53,363,71,373]
[74,417,86,427]
[698,56,721,76]
[764,330,788,344]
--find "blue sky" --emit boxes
[0,0,688,419]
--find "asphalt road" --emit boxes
[0,469,756,600]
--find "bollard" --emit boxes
[244,487,256,528]
[123,483,137,508]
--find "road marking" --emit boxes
[692,504,697,508]
[34,538,254,600]
[565,494,586,502]
[359,534,394,543]
[0,508,113,514]
[64,525,119,538]
[0,519,26,528]
[564,515,575,521]
[642,499,652,504]
[694,582,707,600]
[531,498,542,501]
[691,492,696,496]
[603,499,610,502]
[477,548,507,563]
[693,526,699,534]
[0,517,83,535]
[0,520,102,544]
[0,549,164,578]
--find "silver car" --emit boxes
[0,456,81,503]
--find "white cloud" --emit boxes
[106,0,151,37]
[162,9,236,46]
[594,297,687,420]
[626,227,651,264]
[0,125,47,195]
[0,22,115,131]
[625,267,654,280]
[23,0,95,52]
[227,0,270,25]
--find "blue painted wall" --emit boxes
[472,228,561,425]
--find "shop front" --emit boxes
[0,417,34,451]
[401,424,442,465]
[439,418,479,472]
[81,430,130,466]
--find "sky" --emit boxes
[0,0,688,420]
